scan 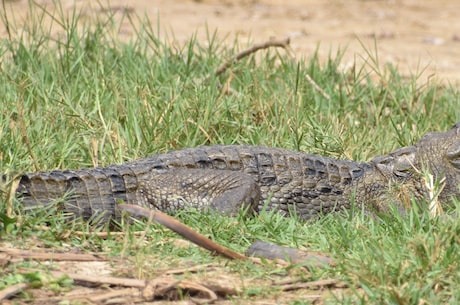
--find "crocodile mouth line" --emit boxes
[450,160,460,170]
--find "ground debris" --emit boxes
[0,246,108,262]
[0,243,352,304]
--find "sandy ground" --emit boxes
[143,0,460,86]
[2,0,460,87]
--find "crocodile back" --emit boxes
[137,145,372,217]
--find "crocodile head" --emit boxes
[413,122,460,203]
[371,122,460,208]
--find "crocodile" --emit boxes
[12,122,460,223]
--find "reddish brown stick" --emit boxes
[118,204,333,267]
[117,204,247,260]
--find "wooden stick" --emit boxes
[305,73,330,100]
[118,205,336,269]
[50,271,146,287]
[88,288,139,302]
[49,271,219,302]
[214,37,291,78]
[117,204,247,260]
[72,230,149,238]
[0,247,107,261]
[277,278,345,291]
[0,283,28,301]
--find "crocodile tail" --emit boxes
[15,163,151,223]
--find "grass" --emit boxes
[0,1,459,304]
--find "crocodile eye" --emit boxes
[446,142,460,170]
[390,147,415,177]
[392,157,414,177]
[372,153,414,178]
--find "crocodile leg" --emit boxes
[138,168,260,216]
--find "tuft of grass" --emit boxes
[0,1,459,304]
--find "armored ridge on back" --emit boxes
[13,123,460,223]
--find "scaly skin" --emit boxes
[14,123,460,222]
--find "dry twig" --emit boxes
[88,288,140,302]
[0,283,28,301]
[117,204,247,260]
[118,204,335,269]
[0,247,107,262]
[73,230,149,238]
[50,271,220,303]
[305,73,331,100]
[51,271,146,287]
[214,37,291,78]
[275,278,346,292]
[162,263,219,275]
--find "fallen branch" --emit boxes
[50,271,219,303]
[305,73,330,100]
[198,37,291,90]
[0,247,107,262]
[0,283,28,301]
[118,204,335,269]
[162,263,219,275]
[214,37,291,78]
[88,288,140,303]
[117,204,247,260]
[50,271,146,288]
[73,230,149,238]
[275,278,346,292]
